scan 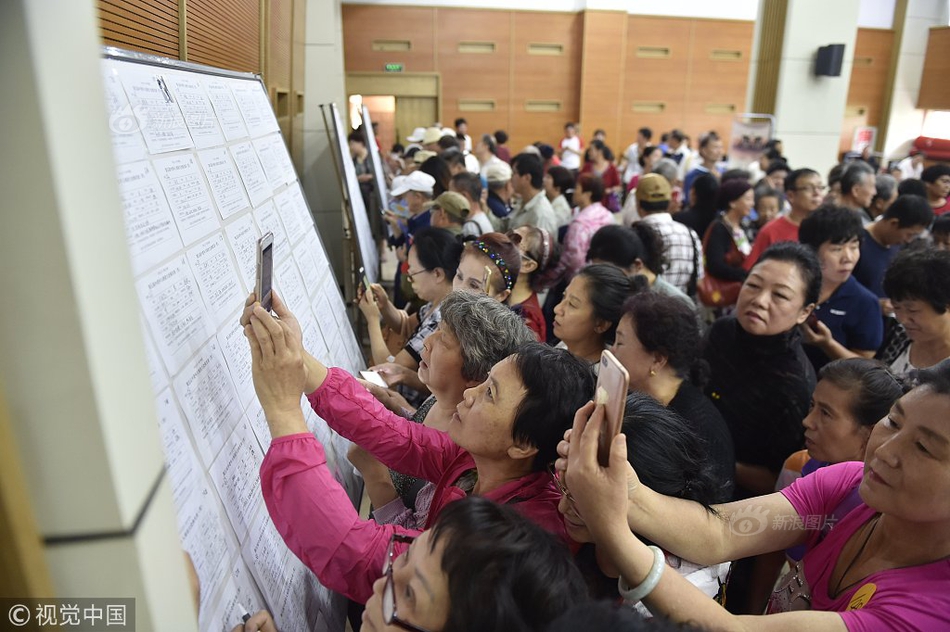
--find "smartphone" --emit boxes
[255,232,274,312]
[359,370,389,388]
[595,350,630,467]
[806,312,820,332]
[358,266,371,296]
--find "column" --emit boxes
[748,0,861,176]
[301,0,348,284]
[0,0,196,629]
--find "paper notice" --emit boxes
[101,63,147,165]
[117,160,184,276]
[199,147,251,219]
[229,141,271,208]
[120,69,193,154]
[223,214,260,295]
[204,78,248,142]
[165,74,225,149]
[153,153,220,246]
[186,232,244,327]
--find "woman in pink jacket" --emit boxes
[242,291,595,604]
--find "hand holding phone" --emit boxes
[595,350,629,467]
[256,232,274,312]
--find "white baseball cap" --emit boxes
[406,127,427,142]
[391,170,435,197]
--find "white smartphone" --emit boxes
[359,370,389,388]
[255,232,275,312]
[595,350,630,467]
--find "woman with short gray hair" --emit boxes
[350,290,536,528]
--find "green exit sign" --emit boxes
[384,63,404,73]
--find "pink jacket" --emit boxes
[260,368,570,603]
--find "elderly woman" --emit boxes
[352,291,536,528]
[880,248,950,374]
[560,358,950,630]
[242,290,595,603]
[549,174,615,284]
[703,242,821,498]
[612,291,734,501]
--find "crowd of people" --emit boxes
[238,120,950,631]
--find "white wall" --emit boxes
[771,0,862,177]
[859,0,896,28]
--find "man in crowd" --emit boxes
[485,161,514,226]
[476,133,505,179]
[682,130,724,205]
[744,168,825,270]
[838,161,876,216]
[866,174,898,222]
[559,122,584,175]
[620,127,653,187]
[450,172,495,236]
[455,117,472,152]
[634,173,703,297]
[508,153,559,235]
[427,191,470,236]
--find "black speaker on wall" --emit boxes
[815,44,846,76]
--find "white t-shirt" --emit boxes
[560,136,583,170]
[622,142,641,184]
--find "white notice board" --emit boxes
[101,47,363,632]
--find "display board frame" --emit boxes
[101,46,363,632]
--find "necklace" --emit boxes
[831,514,880,598]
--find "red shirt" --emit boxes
[512,292,546,341]
[580,162,621,190]
[744,216,800,271]
[933,197,950,216]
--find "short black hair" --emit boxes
[512,153,544,189]
[898,178,928,198]
[840,161,875,196]
[346,129,366,145]
[932,214,950,236]
[921,164,950,183]
[908,357,950,397]
[622,291,705,385]
[798,205,864,249]
[420,155,452,196]
[587,224,667,275]
[828,163,845,187]
[754,242,822,306]
[410,226,463,280]
[785,167,820,193]
[438,134,461,151]
[452,171,482,202]
[670,129,686,142]
[391,142,404,154]
[453,117,467,128]
[881,194,934,228]
[547,166,574,196]
[493,129,508,145]
[819,358,905,427]
[638,145,659,168]
[547,602,700,632]
[431,496,588,632]
[638,127,653,141]
[593,128,606,137]
[511,343,596,471]
[576,264,636,344]
[883,248,950,314]
[442,147,466,169]
[766,160,790,176]
[721,168,752,183]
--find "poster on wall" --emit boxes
[851,126,877,153]
[728,115,774,167]
[102,47,364,632]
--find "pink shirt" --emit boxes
[744,215,799,271]
[552,202,615,282]
[260,368,570,603]
[778,462,950,631]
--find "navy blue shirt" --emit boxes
[852,228,898,298]
[804,275,884,371]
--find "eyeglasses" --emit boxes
[792,185,828,194]
[548,464,575,505]
[406,268,432,282]
[382,533,432,632]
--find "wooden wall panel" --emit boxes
[579,11,627,146]
[436,9,511,141]
[621,16,692,147]
[841,28,894,155]
[918,27,950,111]
[685,19,754,140]
[341,5,436,73]
[187,0,261,72]
[510,11,583,150]
[98,0,179,58]
[268,0,293,143]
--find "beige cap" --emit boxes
[425,191,470,220]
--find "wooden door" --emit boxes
[395,96,438,144]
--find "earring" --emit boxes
[649,369,656,377]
